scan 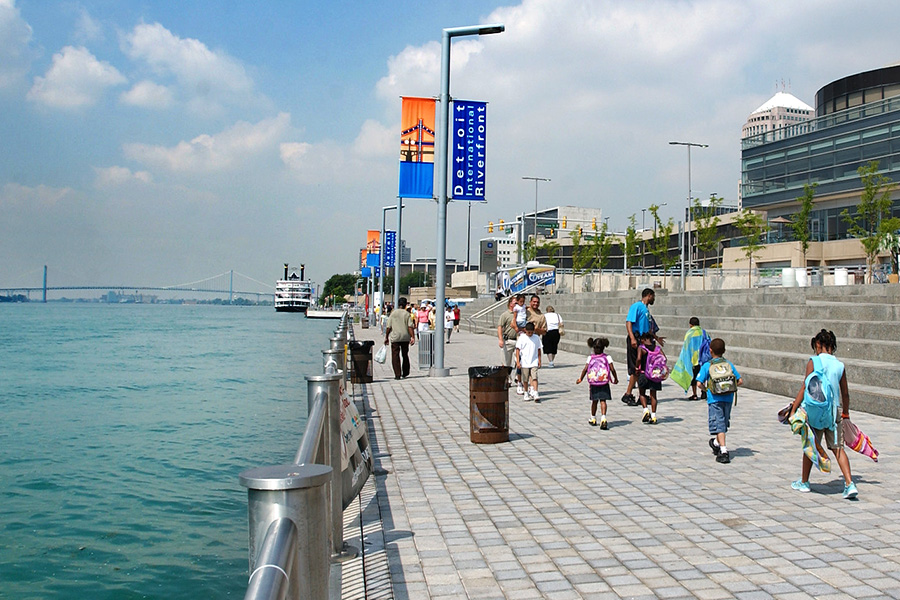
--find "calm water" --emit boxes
[0,304,335,599]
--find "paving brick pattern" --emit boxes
[352,326,900,600]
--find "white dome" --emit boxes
[750,91,813,114]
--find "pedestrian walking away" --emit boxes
[787,329,858,499]
[670,316,712,400]
[384,297,416,379]
[696,337,743,464]
[543,305,563,367]
[576,337,618,429]
[636,331,667,424]
[443,304,454,342]
[623,288,664,406]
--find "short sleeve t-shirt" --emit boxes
[515,333,543,368]
[626,301,651,335]
[514,304,528,326]
[545,312,561,331]
[697,359,741,404]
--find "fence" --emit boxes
[238,312,371,600]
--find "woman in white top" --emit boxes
[543,306,563,367]
[444,306,455,342]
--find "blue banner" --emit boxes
[451,100,487,201]
[384,230,396,268]
[366,253,380,268]
[361,267,372,277]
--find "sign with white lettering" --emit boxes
[451,100,487,201]
[384,230,396,268]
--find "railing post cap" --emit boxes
[306,373,342,383]
[239,463,332,491]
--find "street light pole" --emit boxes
[522,176,550,258]
[379,204,404,317]
[433,23,504,377]
[393,197,403,306]
[669,140,707,289]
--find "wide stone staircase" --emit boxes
[465,285,900,418]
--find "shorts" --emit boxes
[589,384,611,401]
[638,374,661,391]
[708,401,732,435]
[691,364,701,385]
[521,367,539,385]
[813,417,844,450]
[626,340,638,375]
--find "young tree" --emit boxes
[540,240,561,266]
[623,214,641,275]
[321,273,357,304]
[648,204,677,287]
[592,223,614,282]
[521,238,538,262]
[791,183,817,267]
[879,217,900,277]
[733,209,769,286]
[693,195,723,266]
[841,161,896,283]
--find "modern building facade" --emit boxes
[741,64,900,250]
[741,91,814,141]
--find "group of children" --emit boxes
[568,318,860,498]
[574,324,742,449]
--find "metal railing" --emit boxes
[239,312,365,600]
[464,280,544,332]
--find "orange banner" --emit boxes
[400,97,435,163]
[366,230,380,254]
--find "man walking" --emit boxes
[622,288,664,405]
[497,297,520,388]
[385,297,416,379]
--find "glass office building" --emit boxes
[741,65,900,242]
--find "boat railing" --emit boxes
[239,311,361,600]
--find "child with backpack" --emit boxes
[636,331,668,424]
[576,337,619,429]
[788,329,857,499]
[696,338,743,464]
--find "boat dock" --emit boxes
[340,326,900,599]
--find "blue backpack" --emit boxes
[698,331,712,365]
[801,355,838,440]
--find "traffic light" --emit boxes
[488,221,494,233]
[591,218,597,230]
[561,217,567,229]
[549,228,555,237]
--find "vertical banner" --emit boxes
[359,248,367,270]
[398,97,436,198]
[384,230,397,268]
[366,230,381,255]
[451,100,487,201]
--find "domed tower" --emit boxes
[741,91,814,141]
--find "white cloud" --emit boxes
[120,79,173,109]
[0,0,35,88]
[94,166,153,187]
[27,45,126,108]
[73,6,103,43]
[352,119,395,159]
[123,112,291,173]
[122,22,255,114]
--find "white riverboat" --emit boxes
[275,264,313,313]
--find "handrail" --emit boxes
[294,391,327,466]
[240,311,366,600]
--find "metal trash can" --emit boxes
[361,317,370,329]
[468,366,511,444]
[418,330,434,370]
[348,340,375,384]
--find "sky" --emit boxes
[3,0,900,293]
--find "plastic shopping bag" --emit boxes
[374,343,388,364]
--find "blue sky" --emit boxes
[3,0,900,293]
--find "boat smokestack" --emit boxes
[284,263,289,280]
[300,264,305,280]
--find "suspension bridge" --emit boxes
[0,268,276,303]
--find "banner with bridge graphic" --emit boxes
[398,97,436,199]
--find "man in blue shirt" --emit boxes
[622,288,662,405]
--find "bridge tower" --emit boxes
[43,265,47,303]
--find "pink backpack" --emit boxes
[586,353,611,386]
[643,345,669,382]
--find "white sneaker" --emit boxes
[532,390,540,403]
[547,361,554,368]
[516,383,525,395]
[524,389,533,401]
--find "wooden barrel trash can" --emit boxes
[468,366,511,444]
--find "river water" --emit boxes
[0,303,335,599]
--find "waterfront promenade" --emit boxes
[346,327,900,599]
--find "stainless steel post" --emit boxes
[306,373,355,560]
[239,463,332,600]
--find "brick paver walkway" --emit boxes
[352,326,899,600]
